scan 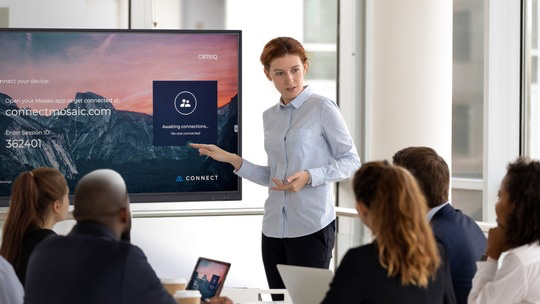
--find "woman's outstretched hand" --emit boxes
[189,143,243,170]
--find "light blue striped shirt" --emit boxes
[236,86,361,238]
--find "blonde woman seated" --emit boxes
[321,161,456,303]
[468,158,540,303]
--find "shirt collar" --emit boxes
[276,85,312,111]
[427,201,450,222]
[71,221,121,241]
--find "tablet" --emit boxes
[186,257,231,301]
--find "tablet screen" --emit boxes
[186,257,231,301]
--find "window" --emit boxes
[524,0,540,159]
[452,0,484,220]
[303,0,338,101]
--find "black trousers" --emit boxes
[261,220,336,300]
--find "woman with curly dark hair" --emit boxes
[468,157,540,303]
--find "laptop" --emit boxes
[277,264,334,304]
[186,257,231,302]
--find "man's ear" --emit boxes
[118,207,128,224]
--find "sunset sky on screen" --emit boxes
[195,259,229,284]
[0,31,239,113]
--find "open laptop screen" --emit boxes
[277,264,333,304]
[187,257,231,301]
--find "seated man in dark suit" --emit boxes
[393,147,486,304]
[24,169,175,304]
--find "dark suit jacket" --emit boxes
[320,242,456,304]
[430,204,487,304]
[24,222,175,304]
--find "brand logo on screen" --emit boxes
[176,175,219,183]
[198,53,218,60]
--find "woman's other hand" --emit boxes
[485,226,510,260]
[271,170,310,192]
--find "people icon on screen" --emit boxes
[180,99,191,108]
[174,91,197,115]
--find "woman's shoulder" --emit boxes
[506,242,540,265]
[26,228,56,237]
[307,92,337,108]
[23,229,56,244]
[335,243,386,282]
[262,103,279,115]
[341,242,378,263]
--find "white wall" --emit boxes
[225,0,304,181]
[369,0,453,163]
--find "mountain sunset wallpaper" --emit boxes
[0,30,241,204]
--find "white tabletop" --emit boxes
[221,287,291,304]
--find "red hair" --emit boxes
[0,168,67,265]
[260,37,309,71]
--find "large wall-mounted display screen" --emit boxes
[0,29,241,206]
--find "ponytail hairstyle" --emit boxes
[353,161,440,287]
[0,168,67,265]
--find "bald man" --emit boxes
[24,169,176,304]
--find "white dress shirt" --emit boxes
[0,255,24,304]
[236,85,361,238]
[468,242,540,304]
[427,202,450,222]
